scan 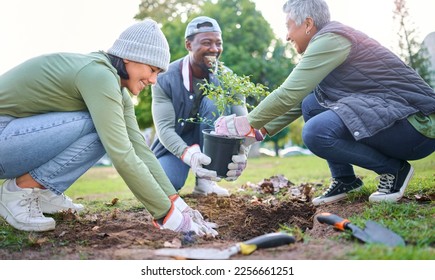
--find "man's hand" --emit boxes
[181,144,220,181]
[225,142,250,181]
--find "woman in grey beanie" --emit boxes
[0,19,217,236]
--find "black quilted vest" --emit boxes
[313,21,435,140]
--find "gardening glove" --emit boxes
[170,194,218,237]
[181,144,220,181]
[214,114,264,144]
[153,202,206,236]
[225,143,250,181]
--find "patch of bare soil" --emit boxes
[0,176,368,260]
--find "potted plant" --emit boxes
[188,61,270,178]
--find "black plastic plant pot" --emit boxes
[202,129,244,178]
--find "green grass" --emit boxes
[0,225,29,251]
[0,153,434,259]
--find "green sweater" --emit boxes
[0,51,174,219]
[248,33,435,138]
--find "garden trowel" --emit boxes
[316,212,405,247]
[154,232,295,260]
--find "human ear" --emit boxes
[305,17,315,34]
[185,39,192,51]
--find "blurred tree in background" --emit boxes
[393,0,432,86]
[263,127,289,157]
[135,0,203,22]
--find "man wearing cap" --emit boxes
[151,16,248,196]
[0,19,217,236]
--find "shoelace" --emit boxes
[322,178,339,195]
[20,190,44,218]
[377,174,395,193]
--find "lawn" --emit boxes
[0,152,434,260]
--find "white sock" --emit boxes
[6,179,22,192]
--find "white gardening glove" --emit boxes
[153,202,206,236]
[181,144,220,181]
[170,194,218,237]
[225,143,249,181]
[214,114,264,144]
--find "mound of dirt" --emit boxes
[186,194,315,241]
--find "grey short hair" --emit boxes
[283,0,330,29]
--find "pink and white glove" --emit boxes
[170,195,218,237]
[181,144,220,181]
[215,114,264,142]
[153,202,206,236]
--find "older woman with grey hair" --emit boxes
[215,0,435,205]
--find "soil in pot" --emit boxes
[202,129,244,178]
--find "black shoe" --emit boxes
[369,161,414,203]
[312,177,363,206]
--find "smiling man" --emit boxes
[150,16,249,196]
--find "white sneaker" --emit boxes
[193,178,230,196]
[39,189,84,214]
[0,179,55,231]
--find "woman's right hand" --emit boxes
[185,208,218,236]
[169,194,218,237]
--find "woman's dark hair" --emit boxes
[107,53,129,79]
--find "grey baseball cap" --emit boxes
[185,16,222,38]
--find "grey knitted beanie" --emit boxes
[108,19,170,72]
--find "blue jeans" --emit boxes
[157,97,218,191]
[301,93,435,177]
[0,112,106,194]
